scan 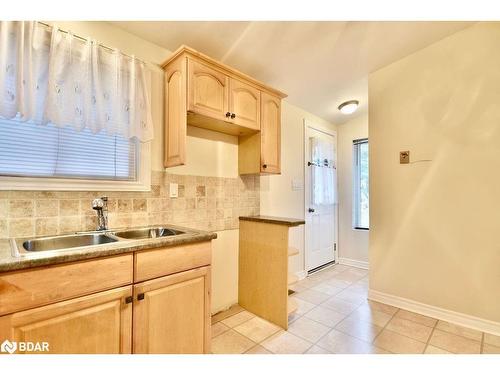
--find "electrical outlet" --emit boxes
[169,183,178,198]
[400,151,410,164]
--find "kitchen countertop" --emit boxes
[239,215,306,227]
[0,224,217,273]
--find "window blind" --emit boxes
[0,116,137,181]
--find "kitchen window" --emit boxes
[0,117,150,191]
[353,138,369,230]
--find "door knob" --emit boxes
[308,208,315,213]
[262,164,267,169]
[231,113,236,119]
[225,112,231,117]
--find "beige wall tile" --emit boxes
[59,199,80,216]
[0,199,8,218]
[35,218,59,236]
[133,198,147,212]
[0,219,7,237]
[58,216,81,234]
[374,330,426,354]
[9,200,34,218]
[429,329,481,354]
[9,218,34,237]
[35,200,59,217]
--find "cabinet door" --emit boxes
[229,78,261,131]
[0,286,132,354]
[260,92,281,174]
[133,266,211,354]
[188,59,229,121]
[164,57,187,167]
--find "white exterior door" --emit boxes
[305,123,337,272]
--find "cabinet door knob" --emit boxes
[225,112,231,117]
[308,208,315,213]
[230,113,236,119]
[137,293,145,301]
[262,164,267,169]
[125,296,133,304]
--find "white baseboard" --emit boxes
[369,289,500,336]
[338,257,369,270]
[295,270,307,280]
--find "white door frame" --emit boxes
[303,119,339,272]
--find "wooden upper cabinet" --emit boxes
[188,59,229,121]
[161,46,287,172]
[228,78,260,131]
[164,57,187,167]
[260,92,281,174]
[133,267,211,354]
[0,286,133,354]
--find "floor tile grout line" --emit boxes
[421,316,439,354]
[368,308,401,353]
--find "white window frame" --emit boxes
[0,142,151,191]
[353,138,369,230]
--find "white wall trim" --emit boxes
[369,289,500,336]
[339,257,369,270]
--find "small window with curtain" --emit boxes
[0,21,153,190]
[353,138,369,230]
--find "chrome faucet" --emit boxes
[92,196,109,231]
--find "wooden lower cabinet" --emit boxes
[132,266,211,354]
[0,286,133,354]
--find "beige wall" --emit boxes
[260,101,336,275]
[337,114,369,265]
[369,22,500,322]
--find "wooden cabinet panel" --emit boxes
[0,254,133,316]
[134,241,211,283]
[188,59,229,121]
[133,267,211,354]
[164,57,187,167]
[0,286,133,354]
[229,78,260,131]
[260,92,281,174]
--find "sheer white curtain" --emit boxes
[0,21,153,142]
[311,136,336,205]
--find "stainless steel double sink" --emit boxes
[10,226,185,256]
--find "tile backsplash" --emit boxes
[0,171,260,239]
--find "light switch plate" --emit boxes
[169,183,178,198]
[400,151,410,164]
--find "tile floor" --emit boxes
[211,264,500,354]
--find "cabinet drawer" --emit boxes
[0,254,133,316]
[134,241,211,282]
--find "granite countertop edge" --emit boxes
[0,225,217,273]
[239,215,306,226]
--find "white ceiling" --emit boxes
[110,21,473,125]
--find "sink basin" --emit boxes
[113,227,184,240]
[14,233,118,254]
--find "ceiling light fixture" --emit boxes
[338,100,359,115]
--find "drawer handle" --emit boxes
[125,296,133,304]
[137,293,145,301]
